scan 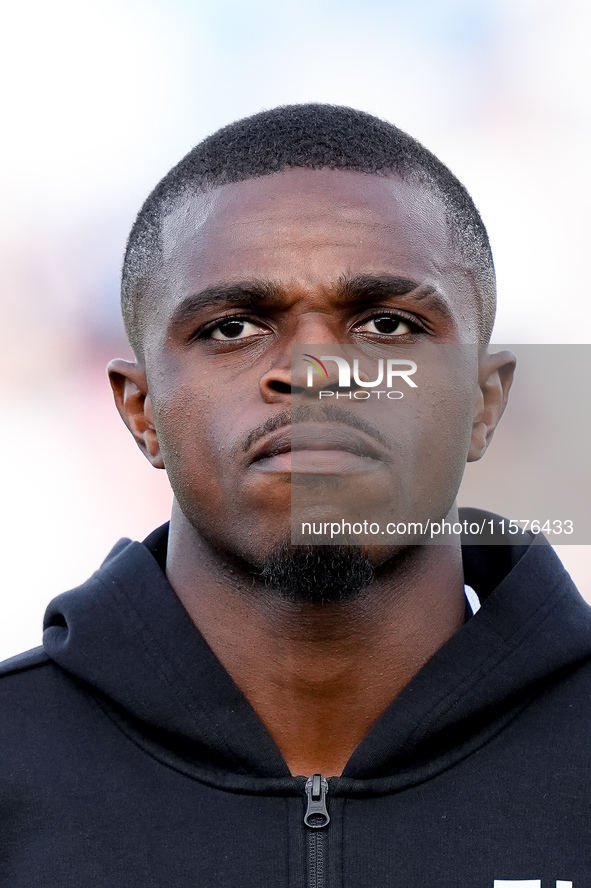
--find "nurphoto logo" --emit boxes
[302,353,417,399]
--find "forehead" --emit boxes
[155,168,476,331]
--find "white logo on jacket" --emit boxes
[493,881,572,887]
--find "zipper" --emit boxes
[304,774,330,888]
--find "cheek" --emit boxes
[391,356,477,514]
[150,381,232,512]
[415,382,476,499]
[145,361,273,543]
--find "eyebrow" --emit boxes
[167,273,451,332]
[168,281,282,332]
[337,272,437,301]
[336,272,453,315]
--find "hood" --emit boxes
[42,511,591,793]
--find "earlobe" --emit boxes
[107,359,165,469]
[467,350,516,463]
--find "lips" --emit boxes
[248,422,389,473]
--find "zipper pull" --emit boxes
[304,774,330,828]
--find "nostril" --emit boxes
[268,380,293,394]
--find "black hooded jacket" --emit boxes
[1,513,591,887]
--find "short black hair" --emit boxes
[122,104,495,355]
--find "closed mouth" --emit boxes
[249,422,389,465]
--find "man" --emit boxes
[1,105,589,887]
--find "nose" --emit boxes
[258,316,345,403]
[259,353,345,402]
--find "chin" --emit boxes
[256,542,374,605]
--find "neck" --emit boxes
[166,502,466,777]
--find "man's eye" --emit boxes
[357,315,412,336]
[209,318,269,341]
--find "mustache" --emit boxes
[242,404,392,454]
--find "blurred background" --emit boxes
[1,0,590,658]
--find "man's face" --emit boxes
[138,168,484,564]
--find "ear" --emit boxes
[107,359,165,469]
[467,349,516,463]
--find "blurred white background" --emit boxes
[1,0,589,658]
